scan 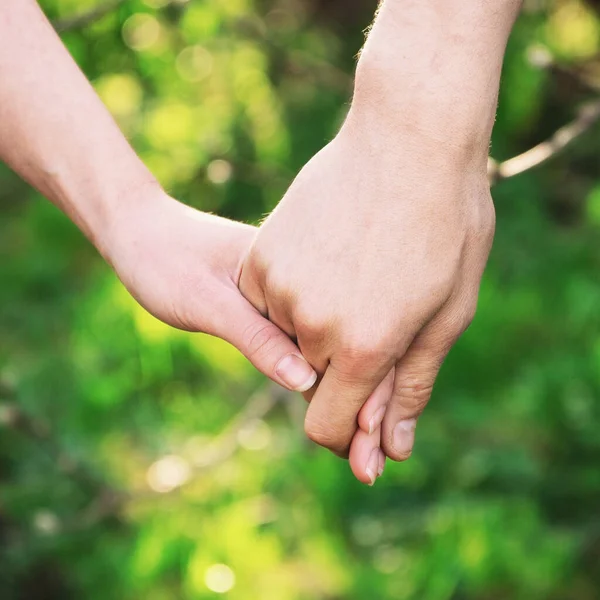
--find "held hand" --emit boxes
[104,189,317,394]
[240,117,495,484]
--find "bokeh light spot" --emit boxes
[204,564,236,593]
[176,45,213,82]
[95,73,143,119]
[207,159,233,184]
[546,0,600,59]
[373,545,403,574]
[33,511,60,536]
[351,516,384,546]
[237,418,272,451]
[147,455,191,493]
[123,14,161,51]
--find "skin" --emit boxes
[0,3,317,419]
[0,0,379,483]
[241,0,523,485]
[0,0,523,486]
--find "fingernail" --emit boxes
[393,419,417,457]
[366,448,380,486]
[275,354,317,392]
[377,450,385,477]
[368,406,387,435]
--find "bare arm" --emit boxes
[0,0,317,396]
[0,0,154,256]
[352,0,523,155]
[241,0,523,483]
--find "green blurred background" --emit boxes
[1,0,600,598]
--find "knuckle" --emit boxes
[304,417,345,453]
[449,298,479,338]
[264,267,290,296]
[243,247,267,281]
[408,279,455,319]
[338,330,391,367]
[433,296,480,347]
[394,376,434,415]
[338,349,382,375]
[460,301,478,332]
[294,302,332,337]
[468,193,496,243]
[242,321,281,361]
[439,317,468,346]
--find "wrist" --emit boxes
[348,64,493,169]
[44,154,161,264]
[350,0,522,159]
[97,178,169,269]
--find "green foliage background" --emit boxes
[1,0,600,598]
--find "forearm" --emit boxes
[349,0,523,159]
[0,0,157,257]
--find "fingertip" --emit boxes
[368,406,387,435]
[349,428,383,486]
[357,368,394,433]
[366,448,379,486]
[275,353,317,392]
[382,417,417,462]
[378,449,385,478]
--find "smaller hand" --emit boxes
[105,189,317,394]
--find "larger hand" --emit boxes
[239,0,521,484]
[240,118,494,480]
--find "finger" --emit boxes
[357,367,395,435]
[301,378,320,405]
[298,344,332,405]
[266,299,297,342]
[382,287,480,462]
[348,367,394,485]
[214,289,317,393]
[304,354,392,456]
[298,345,329,405]
[378,448,386,478]
[381,335,450,463]
[238,257,269,317]
[349,426,386,486]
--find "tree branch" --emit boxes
[53,0,123,33]
[488,100,600,184]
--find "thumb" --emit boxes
[215,291,317,393]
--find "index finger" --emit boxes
[304,353,393,457]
